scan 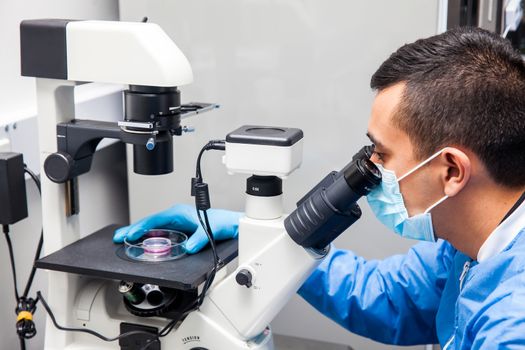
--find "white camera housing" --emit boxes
[223,126,303,178]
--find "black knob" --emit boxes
[44,152,74,183]
[235,269,253,288]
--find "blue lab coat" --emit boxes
[298,229,525,348]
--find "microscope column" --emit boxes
[204,175,327,340]
[35,79,81,349]
[240,175,284,262]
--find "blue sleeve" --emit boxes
[298,239,454,345]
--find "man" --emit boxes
[114,27,525,348]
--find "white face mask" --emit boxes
[366,149,448,242]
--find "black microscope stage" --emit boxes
[35,225,238,290]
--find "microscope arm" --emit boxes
[44,101,219,184]
[44,119,172,184]
[206,221,326,340]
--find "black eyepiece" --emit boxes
[344,158,381,196]
[285,145,382,250]
[351,145,375,162]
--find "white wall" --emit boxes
[120,1,442,349]
[0,2,120,349]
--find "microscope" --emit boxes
[22,19,381,349]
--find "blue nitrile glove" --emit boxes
[113,204,242,254]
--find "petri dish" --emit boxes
[124,229,187,262]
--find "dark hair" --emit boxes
[371,27,525,188]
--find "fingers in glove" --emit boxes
[185,226,210,254]
[113,204,197,243]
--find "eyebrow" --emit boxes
[366,132,385,150]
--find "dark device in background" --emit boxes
[0,153,28,225]
[448,0,525,52]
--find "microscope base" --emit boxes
[44,279,274,350]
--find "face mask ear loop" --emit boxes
[398,148,448,183]
[424,195,449,214]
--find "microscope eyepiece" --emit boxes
[344,158,381,196]
[285,145,382,250]
[351,144,375,162]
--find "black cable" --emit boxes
[37,291,171,343]
[195,140,226,181]
[197,211,218,262]
[202,210,220,271]
[22,166,43,299]
[191,140,226,309]
[203,210,219,266]
[19,337,26,350]
[194,211,217,307]
[196,210,218,307]
[15,295,39,340]
[11,167,44,344]
[38,288,191,349]
[23,166,41,194]
[3,226,39,343]
[2,166,44,348]
[22,230,43,298]
[3,224,20,302]
[2,166,42,348]
[195,146,207,180]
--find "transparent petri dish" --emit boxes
[124,229,187,262]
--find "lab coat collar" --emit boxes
[477,199,525,263]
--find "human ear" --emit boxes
[439,148,471,197]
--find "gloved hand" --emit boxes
[113,204,243,254]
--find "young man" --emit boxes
[114,27,525,348]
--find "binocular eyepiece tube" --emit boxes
[285,146,381,250]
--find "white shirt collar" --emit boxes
[477,199,525,262]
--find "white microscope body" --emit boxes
[26,18,381,350]
[24,19,329,350]
[174,126,328,348]
[72,129,322,350]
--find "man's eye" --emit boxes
[373,151,385,162]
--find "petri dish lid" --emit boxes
[124,229,187,262]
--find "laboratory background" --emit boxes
[0,1,522,350]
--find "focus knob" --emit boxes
[235,269,253,288]
[44,152,74,183]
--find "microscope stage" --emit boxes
[35,225,238,290]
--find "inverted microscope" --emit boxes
[19,19,381,350]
